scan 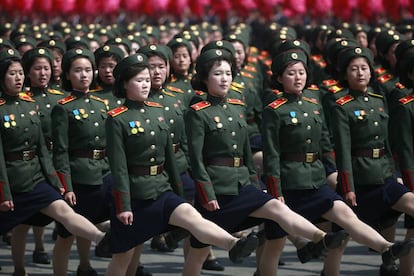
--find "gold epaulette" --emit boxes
[322,79,338,86]
[191,101,211,111]
[227,98,245,106]
[336,95,354,105]
[303,96,318,104]
[378,73,393,83]
[395,82,405,89]
[273,89,282,95]
[162,90,176,97]
[89,86,103,93]
[231,82,245,89]
[268,97,287,109]
[244,65,257,73]
[241,71,254,79]
[0,98,5,106]
[249,46,259,54]
[329,84,344,93]
[58,95,77,105]
[307,84,319,90]
[399,94,414,104]
[19,92,35,102]
[166,85,184,93]
[90,94,107,104]
[107,106,128,117]
[145,101,163,108]
[368,92,383,98]
[47,88,64,95]
[264,59,272,68]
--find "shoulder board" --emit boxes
[230,84,243,94]
[89,94,107,104]
[311,54,322,62]
[47,88,64,95]
[399,94,414,105]
[264,59,272,67]
[170,75,178,83]
[273,89,282,95]
[322,79,338,86]
[107,106,128,117]
[58,95,77,105]
[336,95,354,105]
[166,85,184,93]
[227,98,245,106]
[395,82,405,89]
[244,65,257,73]
[307,84,319,91]
[162,90,176,97]
[241,71,254,79]
[231,81,245,89]
[268,97,287,109]
[25,91,34,97]
[318,61,327,68]
[378,73,393,83]
[329,84,344,93]
[191,101,211,111]
[195,90,205,96]
[247,56,258,63]
[249,46,259,54]
[19,92,35,102]
[375,67,386,75]
[0,98,5,106]
[145,101,163,108]
[367,92,383,99]
[89,86,103,93]
[303,96,318,104]
[259,50,269,58]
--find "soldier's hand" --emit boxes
[345,192,357,207]
[203,200,220,211]
[117,211,133,225]
[277,196,285,204]
[0,200,14,212]
[64,192,76,206]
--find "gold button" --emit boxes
[46,104,51,108]
[150,157,155,162]
[24,128,29,132]
[231,131,236,136]
[169,119,174,124]
[85,99,90,103]
[140,109,145,113]
[159,95,164,99]
[94,122,99,127]
[95,136,100,141]
[306,139,312,144]
[42,93,47,97]
[150,145,156,149]
[233,145,238,149]
[307,125,311,130]
[223,104,227,109]
[21,114,25,117]
[171,133,175,138]
[150,131,155,136]
[374,135,379,140]
[228,117,233,121]
[15,101,19,105]
[304,113,308,117]
[90,110,95,114]
[165,107,169,111]
[374,122,379,126]
[24,141,29,145]
[298,101,303,105]
[117,100,122,105]
[146,119,150,123]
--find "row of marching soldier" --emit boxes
[0,20,413,276]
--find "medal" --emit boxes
[290,111,298,124]
[11,121,16,127]
[79,109,88,118]
[9,114,16,127]
[138,127,145,132]
[4,122,10,128]
[73,109,81,120]
[354,110,363,120]
[3,115,10,128]
[214,116,222,128]
[131,128,138,134]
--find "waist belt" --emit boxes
[205,157,244,167]
[281,152,319,163]
[69,149,106,160]
[5,149,37,161]
[352,148,385,159]
[128,164,164,176]
[173,143,180,153]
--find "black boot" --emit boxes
[164,228,189,250]
[382,239,414,270]
[150,234,174,252]
[229,232,258,264]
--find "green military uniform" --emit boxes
[90,84,121,110]
[165,74,194,109]
[0,92,62,201]
[51,91,110,192]
[106,99,183,213]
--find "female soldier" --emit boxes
[51,48,113,276]
[0,48,107,276]
[331,46,414,275]
[184,48,349,276]
[262,49,414,276]
[37,39,66,90]
[105,53,258,276]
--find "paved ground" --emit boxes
[0,219,408,276]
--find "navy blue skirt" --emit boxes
[250,134,262,152]
[56,174,113,238]
[283,184,343,223]
[0,180,62,235]
[110,191,186,254]
[351,178,409,230]
[191,185,286,248]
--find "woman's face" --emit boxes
[346,57,371,92]
[232,41,246,71]
[205,60,232,98]
[3,61,24,96]
[98,57,117,85]
[355,32,368,48]
[278,62,307,95]
[125,68,151,102]
[148,55,167,90]
[66,57,93,92]
[172,46,191,75]
[28,57,51,88]
[52,49,63,81]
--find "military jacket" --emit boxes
[91,83,123,110]
[262,90,335,198]
[106,99,183,213]
[0,93,62,202]
[331,88,395,194]
[185,95,259,205]
[51,90,110,191]
[165,73,194,108]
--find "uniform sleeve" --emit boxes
[37,127,62,189]
[51,104,72,192]
[243,130,260,189]
[185,109,216,204]
[330,105,355,194]
[0,132,11,202]
[319,105,337,176]
[106,116,131,213]
[392,104,414,191]
[164,133,184,197]
[262,107,283,197]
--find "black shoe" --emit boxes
[76,266,98,276]
[136,265,152,276]
[229,232,258,264]
[382,240,414,270]
[95,231,111,258]
[278,260,285,266]
[164,228,189,250]
[150,235,174,252]
[379,263,399,276]
[202,259,225,271]
[32,250,51,264]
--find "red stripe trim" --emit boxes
[266,176,279,198]
[56,172,68,192]
[112,191,123,213]
[0,182,4,202]
[195,182,209,205]
[402,169,414,191]
[339,171,350,194]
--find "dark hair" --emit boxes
[337,56,376,88]
[270,60,310,90]
[0,57,22,93]
[95,52,123,86]
[61,56,96,91]
[114,64,149,98]
[191,56,236,92]
[22,48,53,87]
[170,44,193,76]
